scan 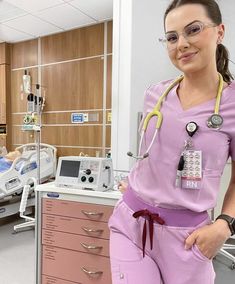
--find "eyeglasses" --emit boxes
[158,21,217,52]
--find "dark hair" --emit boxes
[164,0,234,83]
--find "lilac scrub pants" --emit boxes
[108,188,215,284]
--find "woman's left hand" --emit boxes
[118,180,128,193]
[185,219,231,259]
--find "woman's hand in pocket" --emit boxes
[184,220,231,259]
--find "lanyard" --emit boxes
[175,122,199,188]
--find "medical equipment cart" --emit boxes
[35,182,121,284]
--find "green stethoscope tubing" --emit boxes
[143,73,224,131]
[131,73,224,160]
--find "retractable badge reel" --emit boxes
[186,122,198,137]
[175,122,202,189]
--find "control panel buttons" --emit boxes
[85,169,91,175]
[88,177,94,183]
[81,176,86,182]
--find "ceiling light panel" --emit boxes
[5,0,65,13]
[69,0,113,21]
[36,3,96,30]
[4,14,63,37]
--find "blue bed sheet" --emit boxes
[0,157,12,172]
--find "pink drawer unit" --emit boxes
[42,214,110,239]
[42,230,110,257]
[42,198,113,222]
[42,245,111,284]
[42,275,82,284]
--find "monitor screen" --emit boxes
[59,160,80,178]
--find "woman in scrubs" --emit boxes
[109,0,235,283]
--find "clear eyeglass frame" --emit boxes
[158,21,217,52]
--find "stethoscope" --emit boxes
[127,73,224,160]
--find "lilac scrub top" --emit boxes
[128,79,235,212]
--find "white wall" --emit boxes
[111,0,179,171]
[218,0,235,75]
[208,0,235,216]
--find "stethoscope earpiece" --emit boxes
[127,151,149,160]
[143,153,149,158]
[127,151,133,157]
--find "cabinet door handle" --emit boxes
[81,210,103,217]
[82,226,104,234]
[80,242,103,250]
[81,267,103,277]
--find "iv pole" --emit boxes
[13,83,44,233]
[35,83,41,185]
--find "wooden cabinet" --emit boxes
[0,65,6,124]
[36,184,121,284]
[0,43,10,147]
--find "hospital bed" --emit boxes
[0,143,57,201]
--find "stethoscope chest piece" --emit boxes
[207,114,223,129]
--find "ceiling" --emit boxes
[0,0,113,43]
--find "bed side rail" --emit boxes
[12,143,57,174]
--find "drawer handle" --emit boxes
[81,210,104,217]
[82,227,104,234]
[81,267,103,277]
[80,242,103,250]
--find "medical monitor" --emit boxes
[59,160,80,178]
[55,156,114,191]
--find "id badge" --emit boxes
[181,150,202,189]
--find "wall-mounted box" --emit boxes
[0,124,6,134]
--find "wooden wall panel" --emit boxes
[42,111,103,124]
[0,65,6,124]
[12,111,103,125]
[11,39,38,69]
[10,22,112,158]
[12,126,103,148]
[106,55,112,109]
[55,147,103,158]
[106,126,111,147]
[11,114,23,125]
[0,43,10,64]
[41,58,104,111]
[107,21,113,54]
[5,64,11,149]
[11,68,38,113]
[0,135,7,147]
[41,126,102,147]
[11,126,35,146]
[41,24,104,64]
